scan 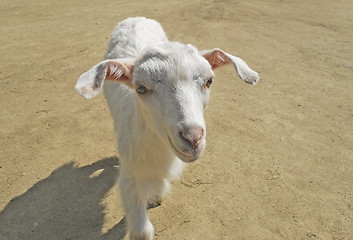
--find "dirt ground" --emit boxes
[0,0,352,239]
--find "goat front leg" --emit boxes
[119,173,154,240]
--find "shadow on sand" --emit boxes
[0,157,127,240]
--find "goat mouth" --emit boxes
[168,136,198,162]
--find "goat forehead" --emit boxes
[135,43,212,84]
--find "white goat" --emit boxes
[75,17,259,240]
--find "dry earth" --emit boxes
[0,0,352,239]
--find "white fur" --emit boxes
[75,17,259,240]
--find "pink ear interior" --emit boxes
[105,60,134,83]
[201,48,259,85]
[202,49,231,69]
[75,59,135,99]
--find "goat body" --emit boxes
[75,17,259,240]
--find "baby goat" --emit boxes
[75,17,259,240]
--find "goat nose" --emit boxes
[180,127,204,148]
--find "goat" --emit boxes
[75,17,259,240]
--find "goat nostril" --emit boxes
[181,131,188,141]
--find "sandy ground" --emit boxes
[1,0,352,239]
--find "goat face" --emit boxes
[132,43,213,162]
[75,42,258,163]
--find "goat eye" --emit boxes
[136,85,149,94]
[205,77,213,88]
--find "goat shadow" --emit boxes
[0,157,127,240]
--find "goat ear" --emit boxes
[75,59,134,99]
[200,48,259,85]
